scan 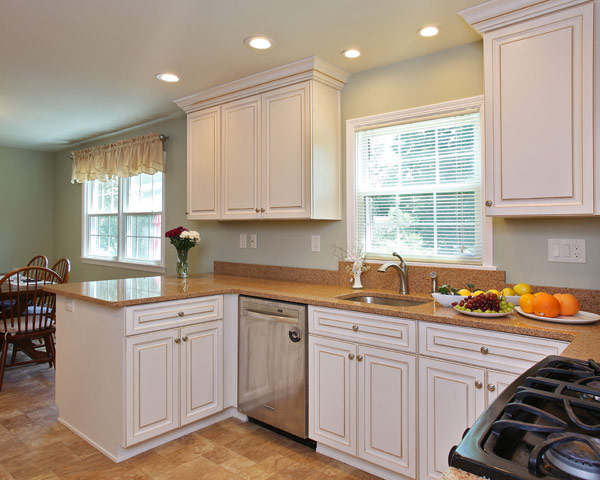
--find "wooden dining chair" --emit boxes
[0,266,61,391]
[27,255,49,268]
[50,258,71,284]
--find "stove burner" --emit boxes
[542,434,600,480]
[581,380,600,403]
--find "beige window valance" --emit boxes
[70,132,166,183]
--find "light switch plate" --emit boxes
[250,234,257,249]
[548,239,586,263]
[239,234,247,249]
[311,235,320,252]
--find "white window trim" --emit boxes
[346,95,494,269]
[81,173,166,273]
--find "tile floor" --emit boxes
[0,355,380,480]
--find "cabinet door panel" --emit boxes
[222,96,261,219]
[180,321,223,426]
[187,107,220,219]
[485,4,594,215]
[262,83,309,218]
[126,329,179,446]
[309,336,356,455]
[419,357,485,480]
[486,369,518,405]
[358,346,416,478]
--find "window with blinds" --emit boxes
[354,109,483,264]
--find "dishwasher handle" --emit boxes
[243,309,299,324]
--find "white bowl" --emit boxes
[431,293,466,307]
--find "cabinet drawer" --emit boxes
[419,322,568,374]
[126,296,223,336]
[309,306,416,353]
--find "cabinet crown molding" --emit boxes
[174,56,350,114]
[459,0,591,32]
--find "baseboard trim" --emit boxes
[59,407,241,463]
[316,444,409,480]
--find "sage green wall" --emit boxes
[51,41,600,289]
[0,147,54,272]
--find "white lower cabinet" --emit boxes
[308,307,417,479]
[418,358,485,480]
[126,320,223,446]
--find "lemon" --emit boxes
[473,290,485,296]
[487,289,501,298]
[513,283,533,296]
[457,289,472,296]
[501,287,515,296]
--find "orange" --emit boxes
[534,291,547,297]
[533,293,561,318]
[519,293,535,313]
[553,293,580,316]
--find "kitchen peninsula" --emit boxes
[44,265,600,480]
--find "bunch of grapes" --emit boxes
[452,292,514,314]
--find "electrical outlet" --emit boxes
[548,239,586,263]
[311,235,320,252]
[239,234,247,249]
[250,234,257,249]
[65,299,74,312]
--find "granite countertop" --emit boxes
[45,273,600,362]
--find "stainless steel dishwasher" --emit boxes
[238,296,308,438]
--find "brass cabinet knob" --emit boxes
[178,311,185,317]
[487,384,496,392]
[357,355,363,362]
[260,208,265,212]
[348,353,355,360]
[485,200,492,207]
[182,336,188,342]
[255,208,260,212]
[475,381,483,389]
[480,346,489,354]
[352,325,359,331]
[174,338,181,344]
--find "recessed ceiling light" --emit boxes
[244,36,274,50]
[156,73,180,83]
[342,49,361,58]
[418,26,440,37]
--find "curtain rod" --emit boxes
[68,134,169,159]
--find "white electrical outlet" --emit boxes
[548,239,586,263]
[65,299,75,312]
[250,234,257,249]
[239,234,247,249]
[311,235,320,252]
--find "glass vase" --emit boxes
[176,247,190,278]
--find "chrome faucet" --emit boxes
[378,252,409,294]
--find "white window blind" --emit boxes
[355,111,483,264]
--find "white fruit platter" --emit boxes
[453,307,513,318]
[515,306,600,324]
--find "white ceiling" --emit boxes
[0,0,483,152]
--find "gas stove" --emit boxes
[449,356,600,480]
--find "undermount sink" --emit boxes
[343,295,429,307]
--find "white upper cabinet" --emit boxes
[186,107,220,220]
[175,57,349,221]
[460,0,597,216]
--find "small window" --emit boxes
[83,172,164,271]
[347,97,492,266]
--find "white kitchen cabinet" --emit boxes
[221,96,261,220]
[418,358,486,480]
[486,369,519,404]
[309,336,356,455]
[186,107,221,220]
[126,319,223,446]
[176,57,349,221]
[180,321,223,426]
[308,307,417,478]
[460,1,596,216]
[126,328,180,446]
[358,345,416,478]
